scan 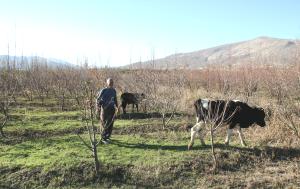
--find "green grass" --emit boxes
[7,102,190,133]
[0,134,89,169]
[113,118,166,130]
[6,119,82,132]
[0,104,255,171]
[6,107,82,133]
[1,101,207,171]
[0,132,209,169]
[1,97,300,188]
[10,108,81,120]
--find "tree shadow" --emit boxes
[117,112,189,120]
[111,139,300,162]
[111,139,210,151]
[214,143,300,160]
[205,143,300,172]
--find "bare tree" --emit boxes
[51,68,70,111]
[77,81,101,175]
[190,99,238,172]
[0,59,18,137]
[277,97,300,139]
[66,69,86,107]
[0,101,9,137]
[143,70,187,129]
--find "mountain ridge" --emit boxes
[125,36,300,69]
[0,55,74,69]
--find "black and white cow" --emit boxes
[120,92,146,114]
[188,98,266,150]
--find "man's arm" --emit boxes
[114,89,118,108]
[96,89,104,107]
[95,89,103,119]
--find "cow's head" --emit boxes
[255,107,266,127]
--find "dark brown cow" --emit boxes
[120,92,145,114]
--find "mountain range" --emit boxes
[125,37,300,69]
[0,55,73,69]
[1,37,299,70]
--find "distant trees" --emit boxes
[66,69,86,107]
[0,52,299,144]
[51,68,70,111]
[0,60,18,137]
[150,70,187,129]
[277,98,300,139]
[120,69,188,129]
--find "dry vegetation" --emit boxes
[0,56,300,188]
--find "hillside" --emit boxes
[125,37,300,69]
[0,55,74,69]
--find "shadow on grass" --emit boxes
[111,139,210,151]
[111,139,300,174]
[111,139,300,160]
[117,112,190,120]
[0,127,86,145]
[214,143,300,160]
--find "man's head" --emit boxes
[106,78,114,88]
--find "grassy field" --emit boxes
[0,99,300,188]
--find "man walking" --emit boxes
[96,78,118,144]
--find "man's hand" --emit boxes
[114,105,119,114]
[96,107,101,120]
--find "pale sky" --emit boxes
[1,0,300,67]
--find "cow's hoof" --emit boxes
[241,142,247,147]
[225,142,229,146]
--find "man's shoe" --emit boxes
[102,139,109,144]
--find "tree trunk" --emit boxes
[210,125,218,172]
[162,113,166,130]
[0,127,5,137]
[75,97,81,106]
[0,111,8,137]
[13,96,17,103]
[24,92,33,101]
[39,95,45,105]
[61,93,65,111]
[0,118,7,137]
[93,142,100,175]
[165,111,175,126]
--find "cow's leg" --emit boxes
[188,121,204,150]
[196,116,199,123]
[132,104,134,113]
[225,128,233,145]
[237,127,247,146]
[122,102,127,114]
[136,104,139,112]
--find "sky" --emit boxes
[0,0,300,67]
